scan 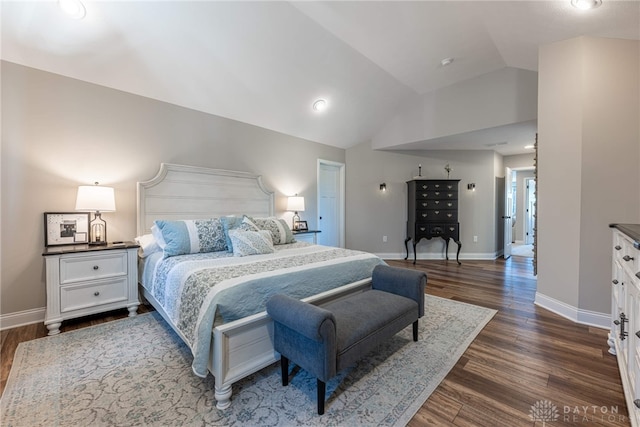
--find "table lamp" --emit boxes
[75,182,116,245]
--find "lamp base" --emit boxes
[89,241,108,246]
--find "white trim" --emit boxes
[0,307,45,331]
[375,252,501,261]
[534,292,610,329]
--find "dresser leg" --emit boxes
[455,240,462,265]
[444,238,450,260]
[404,237,411,260]
[127,304,139,317]
[413,241,417,264]
[46,322,61,336]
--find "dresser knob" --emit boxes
[94,291,100,296]
[93,265,99,270]
[447,213,452,218]
[623,255,635,262]
[615,245,622,250]
[434,192,440,196]
[635,399,640,409]
[435,210,440,214]
[613,279,619,284]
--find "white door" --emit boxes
[317,160,345,247]
[525,178,536,245]
[503,167,513,259]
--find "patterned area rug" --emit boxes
[1,295,496,426]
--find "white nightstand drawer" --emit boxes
[60,278,128,313]
[60,252,127,284]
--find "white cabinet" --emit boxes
[293,230,320,244]
[43,243,140,335]
[610,225,640,427]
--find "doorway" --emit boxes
[317,160,345,247]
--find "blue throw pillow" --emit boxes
[154,218,226,257]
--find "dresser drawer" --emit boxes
[415,223,459,239]
[416,210,458,222]
[60,278,129,313]
[416,191,457,200]
[415,181,457,191]
[60,252,128,284]
[415,199,458,210]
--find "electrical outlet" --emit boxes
[383,235,388,243]
[473,235,478,243]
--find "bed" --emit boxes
[136,163,383,410]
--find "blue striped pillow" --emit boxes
[154,219,226,257]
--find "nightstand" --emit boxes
[293,230,321,244]
[42,242,140,335]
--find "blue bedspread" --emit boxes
[141,243,385,376]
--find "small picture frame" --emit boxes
[293,220,308,231]
[44,212,91,246]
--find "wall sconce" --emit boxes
[467,183,476,191]
[379,183,387,192]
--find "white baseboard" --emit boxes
[0,307,45,331]
[375,252,500,261]
[535,292,610,329]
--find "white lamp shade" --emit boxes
[286,196,305,212]
[75,185,116,212]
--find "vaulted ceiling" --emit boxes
[2,1,639,155]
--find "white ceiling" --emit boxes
[2,1,639,155]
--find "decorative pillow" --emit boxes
[221,216,259,252]
[244,216,295,245]
[228,229,274,257]
[134,233,161,258]
[154,218,227,257]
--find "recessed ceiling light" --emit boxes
[440,57,454,67]
[524,144,535,149]
[571,0,602,10]
[58,0,86,19]
[312,99,327,112]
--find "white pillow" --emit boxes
[228,229,274,257]
[134,233,161,258]
[151,224,166,249]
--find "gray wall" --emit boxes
[345,142,499,259]
[537,37,640,315]
[1,61,345,316]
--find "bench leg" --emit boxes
[413,320,418,341]
[317,379,326,415]
[281,356,289,386]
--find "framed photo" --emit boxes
[293,220,308,231]
[44,212,90,247]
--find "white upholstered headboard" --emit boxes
[137,163,275,236]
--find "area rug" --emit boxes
[1,295,496,427]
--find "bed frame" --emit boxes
[137,163,371,410]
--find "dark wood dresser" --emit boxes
[405,179,462,264]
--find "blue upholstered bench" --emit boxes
[266,264,426,415]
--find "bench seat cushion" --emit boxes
[323,289,418,370]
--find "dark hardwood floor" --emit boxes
[386,257,628,427]
[0,256,628,426]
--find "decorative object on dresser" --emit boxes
[44,212,90,246]
[42,242,140,335]
[608,223,640,426]
[287,195,305,229]
[75,182,116,245]
[405,179,462,265]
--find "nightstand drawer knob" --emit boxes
[94,291,100,296]
[93,265,99,270]
[623,255,635,262]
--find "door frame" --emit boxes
[317,159,346,248]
